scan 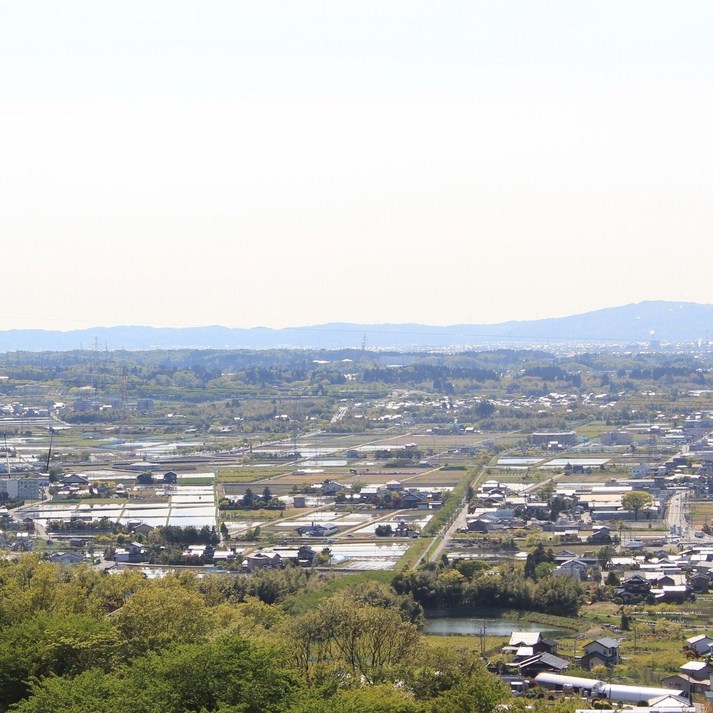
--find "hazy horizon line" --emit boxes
[0,299,708,333]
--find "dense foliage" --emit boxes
[393,560,583,617]
[0,555,539,713]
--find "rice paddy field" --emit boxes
[22,483,218,529]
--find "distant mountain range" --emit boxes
[1,301,713,352]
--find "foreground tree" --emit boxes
[0,612,121,709]
[283,592,420,683]
[113,578,211,656]
[12,635,300,713]
[621,490,654,520]
[425,669,508,713]
[289,684,424,713]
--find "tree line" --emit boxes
[0,555,588,713]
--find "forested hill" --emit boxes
[1,301,712,351]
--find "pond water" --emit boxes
[423,616,572,637]
[330,541,410,570]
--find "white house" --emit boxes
[556,558,589,580]
[321,479,345,496]
[685,634,713,656]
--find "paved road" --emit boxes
[521,473,558,495]
[663,491,713,545]
[426,467,487,564]
[665,491,688,536]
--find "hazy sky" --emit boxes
[2,1,712,331]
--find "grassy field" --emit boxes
[400,470,465,486]
[481,468,545,484]
[176,477,215,485]
[394,536,434,570]
[219,509,287,523]
[422,633,504,656]
[216,466,287,483]
[282,570,395,615]
[689,501,713,529]
[576,423,615,439]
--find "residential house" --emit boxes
[211,549,241,564]
[647,693,695,711]
[578,638,621,670]
[127,521,155,536]
[650,585,691,604]
[62,473,90,486]
[689,573,710,593]
[394,521,415,537]
[359,485,384,504]
[632,463,651,478]
[245,551,282,572]
[550,516,582,533]
[401,491,429,509]
[114,542,146,564]
[47,551,85,566]
[466,519,490,533]
[321,479,345,496]
[540,638,560,655]
[620,574,652,595]
[503,632,548,655]
[684,634,713,657]
[182,544,214,561]
[589,526,612,545]
[645,572,685,588]
[298,522,339,537]
[272,545,316,567]
[556,558,589,580]
[518,652,570,677]
[679,660,713,681]
[473,508,523,530]
[662,661,713,698]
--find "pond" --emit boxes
[423,616,572,637]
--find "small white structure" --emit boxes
[534,673,683,705]
[556,558,589,580]
[321,479,345,495]
[685,633,713,656]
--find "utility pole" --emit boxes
[3,433,10,477]
[46,427,54,474]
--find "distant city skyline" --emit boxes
[2,2,712,331]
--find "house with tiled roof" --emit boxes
[578,637,621,670]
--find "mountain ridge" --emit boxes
[1,301,712,351]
